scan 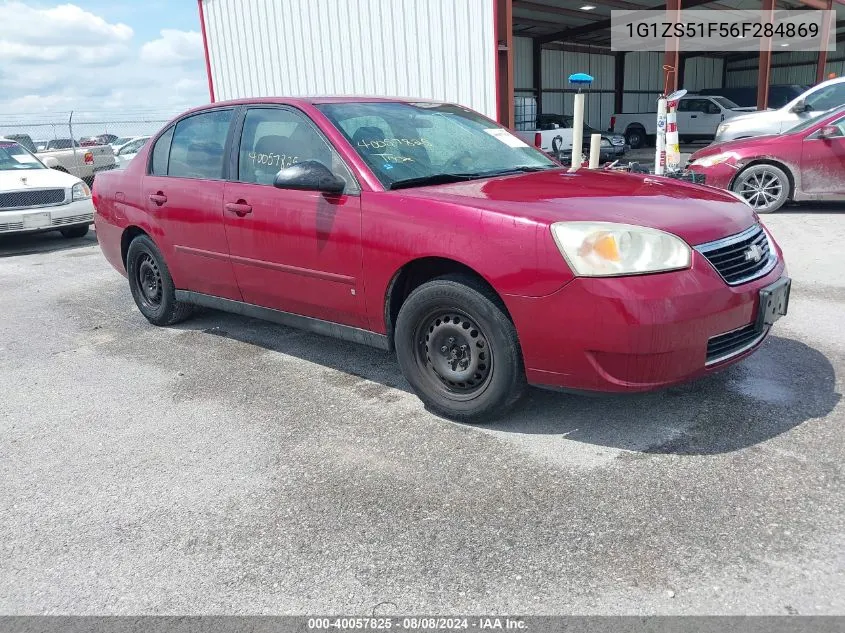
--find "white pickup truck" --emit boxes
[610,95,755,148]
[6,134,117,183]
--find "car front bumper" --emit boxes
[0,199,95,235]
[687,162,740,190]
[504,250,787,393]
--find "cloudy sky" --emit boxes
[0,0,208,120]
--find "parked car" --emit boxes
[689,105,845,213]
[110,136,135,153]
[93,97,789,422]
[514,113,626,161]
[34,138,116,182]
[611,95,753,148]
[114,136,151,168]
[0,138,94,238]
[81,134,118,147]
[698,85,807,110]
[715,77,845,142]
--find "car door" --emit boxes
[222,106,365,327]
[678,99,712,136]
[800,113,845,195]
[142,108,242,301]
[783,82,845,133]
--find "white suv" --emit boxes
[715,77,845,142]
[0,138,95,238]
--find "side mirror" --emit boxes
[273,160,346,194]
[818,125,841,139]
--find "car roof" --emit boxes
[179,96,444,116]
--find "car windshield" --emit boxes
[317,101,557,189]
[0,141,46,170]
[785,105,845,134]
[113,137,132,146]
[713,96,740,109]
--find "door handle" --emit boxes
[690,115,698,118]
[225,201,253,217]
[149,192,167,206]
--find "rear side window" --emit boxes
[167,109,233,180]
[150,127,173,175]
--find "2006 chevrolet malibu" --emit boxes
[93,98,790,422]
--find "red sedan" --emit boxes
[689,104,845,213]
[92,98,789,422]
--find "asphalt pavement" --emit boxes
[1,205,843,614]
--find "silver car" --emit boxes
[715,77,845,142]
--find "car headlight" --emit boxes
[689,152,737,168]
[72,182,91,201]
[717,122,730,134]
[550,222,691,277]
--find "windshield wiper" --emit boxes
[388,173,479,190]
[388,166,554,190]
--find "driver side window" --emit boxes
[237,107,357,191]
[805,84,845,112]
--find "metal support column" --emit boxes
[496,0,515,128]
[663,0,681,94]
[533,38,543,118]
[757,0,774,110]
[816,0,834,84]
[614,52,625,115]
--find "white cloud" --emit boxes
[140,29,203,66]
[0,2,208,125]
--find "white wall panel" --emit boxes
[684,57,724,91]
[201,0,498,119]
[514,37,533,91]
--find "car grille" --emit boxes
[695,224,776,285]
[0,221,25,233]
[0,189,66,210]
[52,213,93,226]
[706,323,767,365]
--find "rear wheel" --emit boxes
[126,235,193,326]
[625,126,646,149]
[394,274,526,423]
[731,164,790,213]
[60,225,89,239]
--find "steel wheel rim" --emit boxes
[737,169,783,210]
[413,310,494,401]
[136,253,163,309]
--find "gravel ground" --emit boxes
[0,205,843,615]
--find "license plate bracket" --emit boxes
[756,276,791,329]
[22,212,50,229]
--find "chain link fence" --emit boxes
[0,109,187,237]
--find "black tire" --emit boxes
[394,274,526,423]
[60,225,89,239]
[731,163,791,214]
[625,127,646,149]
[126,235,193,326]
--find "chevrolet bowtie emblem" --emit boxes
[744,244,763,263]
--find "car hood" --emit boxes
[0,167,80,191]
[723,107,784,125]
[690,134,784,159]
[398,169,754,246]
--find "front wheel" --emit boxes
[394,275,526,423]
[731,164,790,213]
